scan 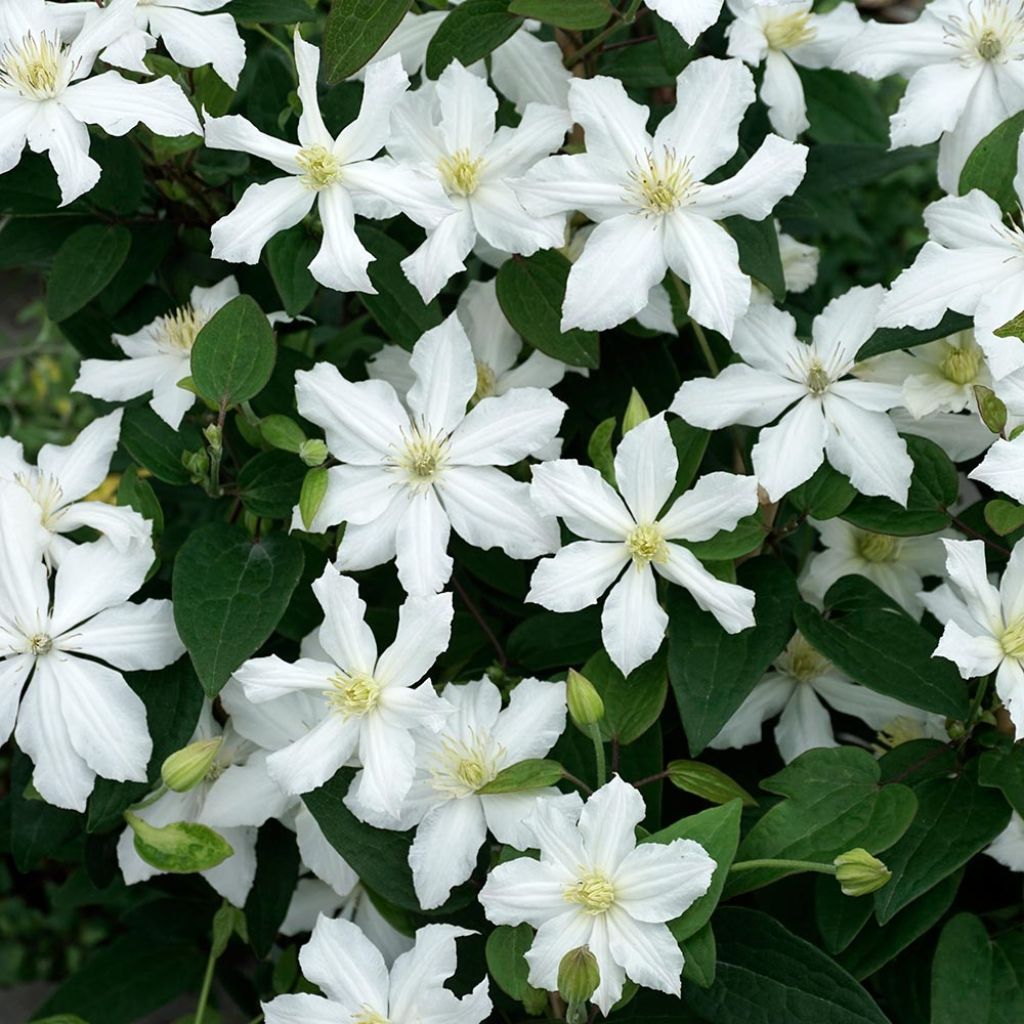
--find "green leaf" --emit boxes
[668,557,797,755]
[669,418,710,495]
[985,499,1024,538]
[477,758,565,793]
[979,744,1024,816]
[996,308,1024,340]
[681,923,717,988]
[323,0,411,81]
[172,524,305,696]
[126,813,234,873]
[10,752,81,871]
[725,216,785,302]
[191,295,277,407]
[649,800,742,942]
[580,648,668,745]
[667,760,757,807]
[931,912,1024,1024]
[858,310,975,361]
[873,760,1011,923]
[728,747,917,897]
[588,417,617,486]
[121,407,203,485]
[838,870,962,981]
[683,907,891,1024]
[682,513,766,561]
[358,225,443,347]
[245,821,300,958]
[793,595,970,720]
[424,0,523,79]
[841,435,958,536]
[227,0,317,22]
[117,465,164,538]
[238,451,306,518]
[486,924,547,1012]
[959,110,1024,211]
[496,251,600,368]
[508,0,610,29]
[787,463,857,520]
[33,1016,90,1024]
[266,226,318,315]
[814,872,874,956]
[299,466,329,529]
[46,225,132,322]
[507,607,601,672]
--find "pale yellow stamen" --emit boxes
[297,145,342,190]
[393,427,449,488]
[877,716,926,749]
[777,632,829,683]
[325,672,381,718]
[938,341,983,385]
[474,361,497,401]
[429,732,504,798]
[29,633,53,656]
[946,0,1024,63]
[157,305,207,352]
[628,150,697,216]
[1001,619,1024,658]
[0,32,69,99]
[805,360,831,395]
[564,872,615,914]
[438,149,485,196]
[351,1006,390,1024]
[14,471,64,525]
[626,523,668,567]
[856,531,900,564]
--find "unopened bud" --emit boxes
[203,424,222,454]
[161,738,222,792]
[558,945,600,1018]
[567,668,604,728]
[182,448,210,480]
[833,848,891,897]
[259,413,306,453]
[299,438,329,467]
[622,389,650,434]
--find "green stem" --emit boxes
[729,857,837,876]
[966,673,991,727]
[670,274,719,375]
[194,937,218,1024]
[564,0,643,66]
[253,23,298,79]
[126,783,167,814]
[588,723,607,787]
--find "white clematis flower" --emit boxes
[726,0,864,139]
[837,0,1024,192]
[923,538,1024,737]
[348,677,575,910]
[875,154,1024,382]
[73,277,290,430]
[986,811,1024,871]
[0,409,148,563]
[710,632,934,763]
[479,775,716,1014]
[204,32,451,293]
[528,413,758,676]
[47,0,246,89]
[262,917,490,1024]
[672,286,914,504]
[388,61,569,302]
[233,565,453,818]
[294,313,564,595]
[512,56,807,335]
[800,518,948,619]
[645,0,725,46]
[0,484,183,811]
[117,704,288,907]
[0,0,200,205]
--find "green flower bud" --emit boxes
[299,438,329,468]
[161,738,222,792]
[567,668,604,728]
[181,448,210,480]
[203,423,223,454]
[622,388,650,434]
[833,848,891,897]
[259,413,307,453]
[558,945,600,1016]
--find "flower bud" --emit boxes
[181,447,210,480]
[567,668,604,728]
[259,413,306,453]
[299,438,329,468]
[203,423,222,454]
[161,738,222,792]
[833,848,891,897]
[622,388,650,434]
[558,945,600,1015]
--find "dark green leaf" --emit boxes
[682,513,766,561]
[581,648,667,745]
[121,407,203,485]
[979,744,1024,816]
[667,760,757,807]
[172,524,305,696]
[959,110,1024,211]
[507,608,601,672]
[10,752,82,871]
[815,872,874,956]
[681,923,716,988]
[788,463,857,520]
[985,499,1024,538]
[46,225,132,322]
[424,0,523,79]
[238,451,306,518]
[668,557,797,755]
[858,310,975,360]
[508,0,610,29]
[117,465,164,538]
[323,0,411,81]
[245,821,300,957]
[266,226,318,316]
[668,418,710,495]
[191,295,277,407]
[227,0,317,22]
[496,251,600,368]
[874,761,1010,923]
[486,923,546,1010]
[725,216,785,302]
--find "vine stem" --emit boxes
[563,0,644,66]
[728,857,837,876]
[193,940,218,1024]
[253,22,298,79]
[588,723,607,786]
[670,274,720,375]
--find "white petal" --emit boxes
[54,500,151,552]
[311,568,378,676]
[835,17,949,79]
[606,911,683,996]
[395,489,453,595]
[761,50,807,140]
[202,112,301,173]
[645,0,724,45]
[65,599,183,670]
[263,993,343,1024]
[512,153,633,221]
[149,7,244,89]
[233,655,335,703]
[37,408,122,502]
[484,101,570,178]
[482,789,581,850]
[355,714,417,817]
[470,180,566,255]
[602,565,667,678]
[294,804,359,896]
[614,413,677,523]
[774,683,837,763]
[408,314,477,434]
[996,657,1024,737]
[708,674,795,750]
[335,491,404,573]
[410,797,486,909]
[375,591,454,688]
[671,364,805,430]
[812,675,922,731]
[812,284,886,372]
[943,538,1003,628]
[63,70,200,137]
[300,915,389,1013]
[478,856,571,926]
[567,74,650,172]
[266,715,361,797]
[199,752,290,829]
[388,924,480,1022]
[492,677,567,762]
[211,176,314,265]
[309,185,374,293]
[751,397,827,501]
[890,61,980,148]
[659,471,759,542]
[0,654,32,745]
[657,544,756,634]
[579,775,645,874]
[934,620,1006,680]
[524,910,596,991]
[402,206,477,302]
[530,459,634,541]
[448,388,566,465]
[436,59,496,154]
[527,541,627,613]
[335,54,410,163]
[490,29,571,110]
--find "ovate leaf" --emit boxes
[424,0,523,79]
[46,225,132,322]
[323,0,411,82]
[191,295,277,407]
[959,110,1024,211]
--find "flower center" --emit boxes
[297,145,342,190]
[946,0,1024,63]
[351,1006,390,1024]
[626,522,668,567]
[474,361,497,402]
[938,340,983,385]
[628,150,697,216]
[805,360,832,395]
[1001,618,1024,658]
[877,716,927,749]
[430,732,504,798]
[0,32,70,99]
[14,470,64,524]
[764,10,817,50]
[778,632,829,683]
[855,530,900,563]
[392,426,450,489]
[157,304,208,351]
[564,872,615,914]
[29,633,53,656]
[438,149,485,197]
[325,672,381,718]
